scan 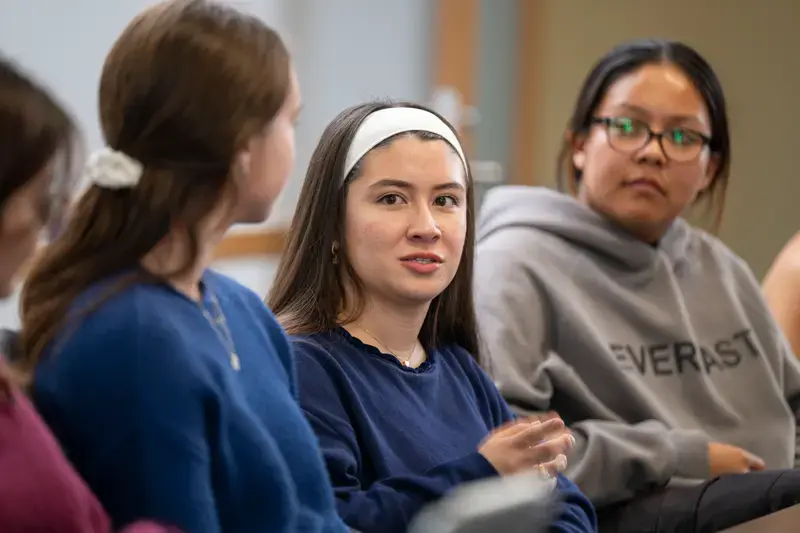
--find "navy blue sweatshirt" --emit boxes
[292,328,597,533]
[33,271,347,533]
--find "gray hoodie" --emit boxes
[474,186,800,506]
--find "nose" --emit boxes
[636,134,668,167]
[408,205,441,242]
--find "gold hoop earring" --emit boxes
[331,241,340,264]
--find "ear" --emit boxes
[699,153,720,191]
[568,130,587,172]
[233,149,251,183]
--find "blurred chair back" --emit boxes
[0,328,19,363]
[408,472,556,533]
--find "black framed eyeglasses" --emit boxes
[591,116,711,162]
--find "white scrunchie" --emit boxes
[85,148,143,189]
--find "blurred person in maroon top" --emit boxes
[0,54,173,533]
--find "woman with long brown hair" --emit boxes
[16,2,345,532]
[268,100,596,533]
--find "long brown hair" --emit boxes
[0,56,79,390]
[556,39,731,230]
[19,0,291,377]
[267,100,481,358]
[0,55,79,239]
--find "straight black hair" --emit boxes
[556,39,731,228]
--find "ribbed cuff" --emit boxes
[670,429,711,480]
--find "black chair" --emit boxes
[0,328,19,363]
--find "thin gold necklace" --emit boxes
[355,322,417,368]
[201,287,241,372]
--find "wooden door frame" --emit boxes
[214,230,287,259]
[431,0,480,158]
[511,1,542,186]
[432,0,542,187]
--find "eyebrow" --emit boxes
[368,178,466,192]
[614,103,704,126]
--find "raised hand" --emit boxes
[479,416,575,477]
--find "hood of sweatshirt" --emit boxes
[477,186,693,273]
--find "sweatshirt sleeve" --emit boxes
[464,356,597,532]
[293,340,498,533]
[780,345,800,467]
[760,286,800,466]
[733,252,800,467]
[550,475,598,533]
[759,283,800,465]
[474,238,710,506]
[768,311,800,466]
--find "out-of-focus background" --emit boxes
[0,0,797,326]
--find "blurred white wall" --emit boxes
[0,0,434,327]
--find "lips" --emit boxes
[399,252,444,275]
[625,178,666,195]
[399,252,443,264]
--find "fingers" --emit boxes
[520,432,576,468]
[514,411,561,425]
[493,414,566,440]
[744,451,766,471]
[492,420,538,438]
[512,418,569,449]
[485,418,531,441]
[539,454,568,477]
[540,411,561,423]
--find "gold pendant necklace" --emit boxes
[355,323,417,367]
[202,288,241,372]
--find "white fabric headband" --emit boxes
[343,107,468,182]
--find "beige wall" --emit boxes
[526,0,800,278]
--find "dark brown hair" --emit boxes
[0,55,79,239]
[0,56,79,390]
[267,100,481,358]
[19,0,291,377]
[556,39,731,229]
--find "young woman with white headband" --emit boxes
[16,2,346,532]
[268,101,597,533]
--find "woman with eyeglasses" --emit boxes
[474,39,800,531]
